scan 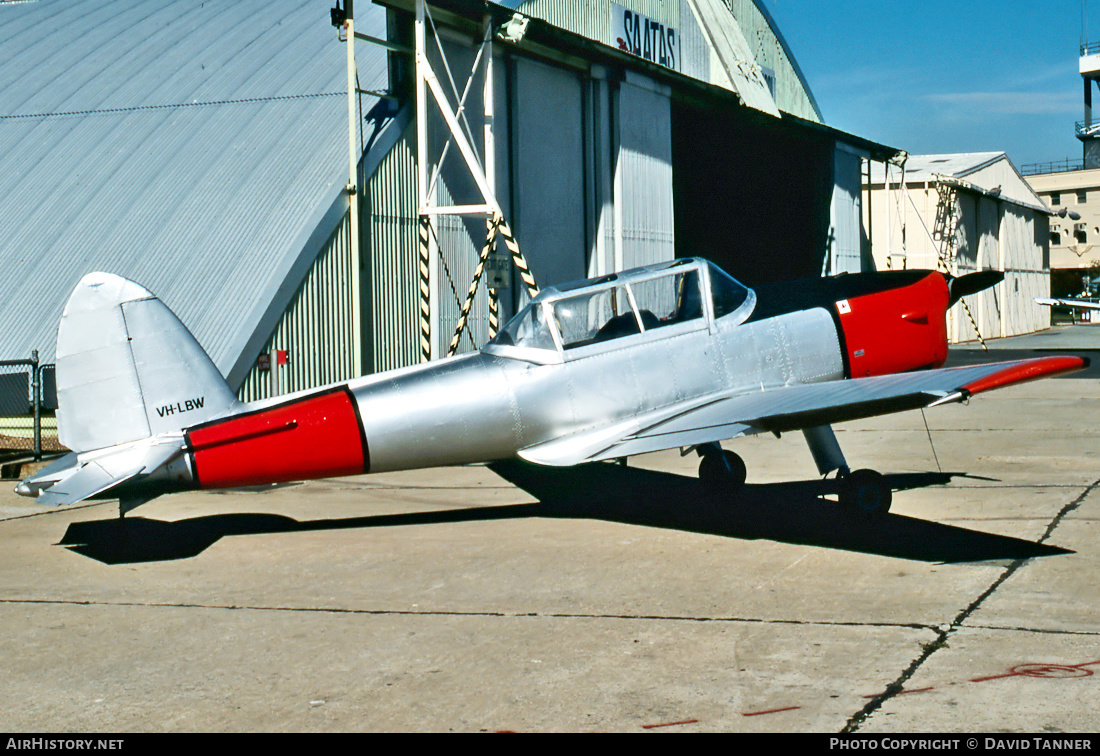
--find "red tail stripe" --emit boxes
[188,420,298,452]
[961,356,1089,397]
[187,389,366,489]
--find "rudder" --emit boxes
[55,273,239,453]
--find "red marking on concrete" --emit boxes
[641,719,699,729]
[972,660,1100,683]
[717,659,1099,725]
[741,706,801,717]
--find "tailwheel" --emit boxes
[838,469,892,515]
[699,449,747,497]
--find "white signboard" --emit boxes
[612,4,680,71]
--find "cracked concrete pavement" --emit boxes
[0,326,1098,732]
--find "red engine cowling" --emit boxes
[835,271,950,378]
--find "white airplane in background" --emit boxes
[1036,297,1100,310]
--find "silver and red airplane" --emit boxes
[16,258,1087,516]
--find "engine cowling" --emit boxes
[834,271,950,378]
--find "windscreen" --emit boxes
[489,302,557,351]
[707,262,751,319]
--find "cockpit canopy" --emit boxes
[487,258,754,361]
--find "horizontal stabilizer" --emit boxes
[32,438,185,507]
[36,461,146,508]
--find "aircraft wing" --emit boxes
[518,356,1087,467]
[1036,297,1100,310]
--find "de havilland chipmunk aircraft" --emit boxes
[16,258,1088,516]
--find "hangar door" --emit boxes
[671,100,836,286]
[828,145,867,275]
[508,64,675,293]
[615,74,675,271]
[509,57,588,293]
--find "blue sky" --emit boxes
[766,1,1091,169]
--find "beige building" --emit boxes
[1023,167,1100,270]
[869,152,1051,343]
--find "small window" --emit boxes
[760,66,777,99]
[1051,192,1061,205]
[1075,223,1088,243]
[1078,189,1088,204]
[1051,229,1062,245]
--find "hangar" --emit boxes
[867,152,1051,343]
[0,0,900,410]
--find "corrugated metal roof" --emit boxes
[874,152,1006,183]
[871,152,1050,214]
[0,0,388,382]
[509,0,813,119]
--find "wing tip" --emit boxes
[959,355,1089,397]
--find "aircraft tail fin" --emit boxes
[55,272,240,454]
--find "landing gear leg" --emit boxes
[697,443,747,496]
[803,425,892,515]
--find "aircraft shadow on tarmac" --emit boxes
[57,461,1071,565]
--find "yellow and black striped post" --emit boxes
[498,218,538,299]
[487,214,500,339]
[488,288,499,338]
[418,216,432,363]
[960,297,988,351]
[447,214,501,356]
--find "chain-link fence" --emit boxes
[0,352,63,477]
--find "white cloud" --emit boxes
[923,90,1079,115]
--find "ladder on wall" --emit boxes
[932,177,988,349]
[931,180,958,272]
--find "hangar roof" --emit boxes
[877,152,1008,183]
[0,0,386,380]
[871,152,1050,214]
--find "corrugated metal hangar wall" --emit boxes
[865,154,1051,345]
[241,0,895,398]
[0,0,896,407]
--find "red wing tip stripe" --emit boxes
[961,356,1089,397]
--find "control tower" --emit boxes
[1080,41,1100,166]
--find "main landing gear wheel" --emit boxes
[699,449,747,497]
[838,469,892,515]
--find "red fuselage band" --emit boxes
[186,388,368,489]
